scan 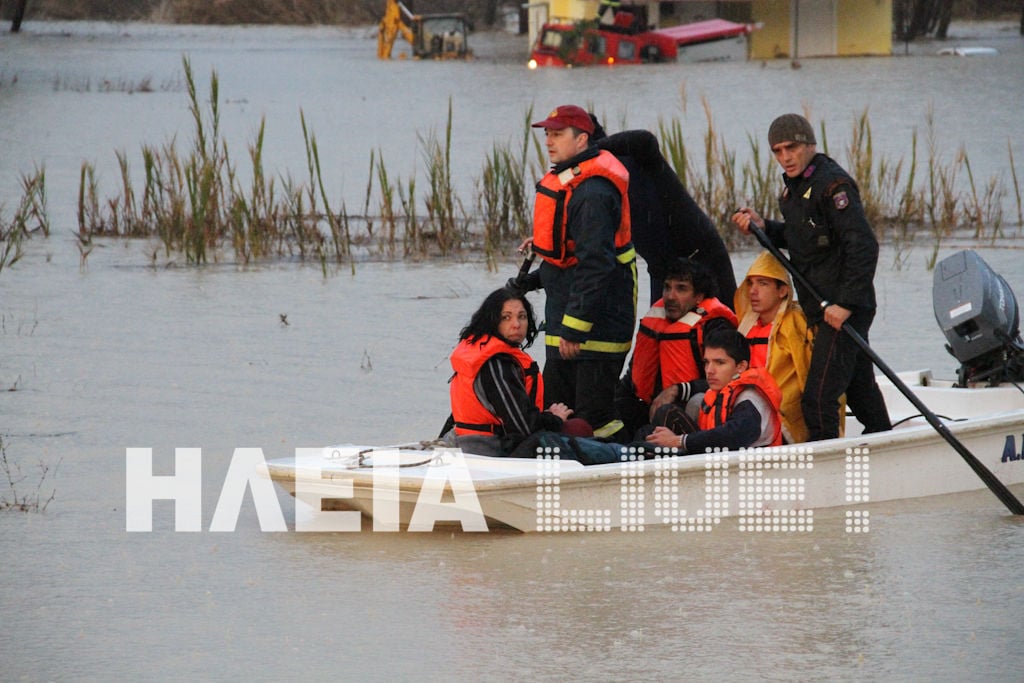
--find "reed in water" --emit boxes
[7,58,1022,272]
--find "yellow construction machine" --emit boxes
[377,0,472,60]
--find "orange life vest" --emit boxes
[630,296,738,403]
[745,319,772,369]
[449,336,543,436]
[532,149,632,269]
[698,367,783,446]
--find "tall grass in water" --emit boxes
[69,64,478,268]
[55,60,1021,271]
[301,110,350,275]
[478,144,521,269]
[0,166,48,273]
[89,57,230,263]
[924,112,962,239]
[1009,140,1023,229]
[76,162,102,266]
[399,174,419,257]
[896,130,924,236]
[419,98,465,256]
[478,106,541,270]
[0,436,58,513]
[659,103,1020,261]
[76,58,350,267]
[181,57,223,263]
[15,166,48,239]
[963,151,1005,240]
[847,109,894,229]
[373,149,397,258]
[658,117,688,188]
[230,118,278,262]
[362,146,415,260]
[682,98,738,245]
[659,100,767,248]
[0,216,25,273]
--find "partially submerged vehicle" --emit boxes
[937,46,998,57]
[528,16,755,68]
[377,0,472,60]
[263,251,1024,532]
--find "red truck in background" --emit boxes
[528,13,755,68]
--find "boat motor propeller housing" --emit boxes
[932,249,1024,386]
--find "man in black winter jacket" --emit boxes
[521,105,638,442]
[731,113,891,441]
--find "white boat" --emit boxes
[262,371,1024,532]
[263,250,1024,532]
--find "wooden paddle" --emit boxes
[748,223,1024,515]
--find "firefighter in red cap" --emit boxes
[516,104,638,443]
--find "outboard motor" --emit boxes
[933,249,1024,386]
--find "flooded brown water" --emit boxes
[2,20,1024,681]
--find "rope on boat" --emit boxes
[890,413,962,428]
[348,446,444,469]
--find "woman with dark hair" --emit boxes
[448,288,579,457]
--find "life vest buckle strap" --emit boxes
[454,421,504,435]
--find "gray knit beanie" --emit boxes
[768,113,816,146]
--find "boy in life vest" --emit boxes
[734,251,814,443]
[646,328,783,453]
[617,256,738,438]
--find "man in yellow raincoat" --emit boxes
[734,251,831,444]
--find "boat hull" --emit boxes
[262,375,1024,532]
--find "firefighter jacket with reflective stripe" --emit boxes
[532,148,632,268]
[533,146,638,360]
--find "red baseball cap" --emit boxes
[531,105,595,135]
